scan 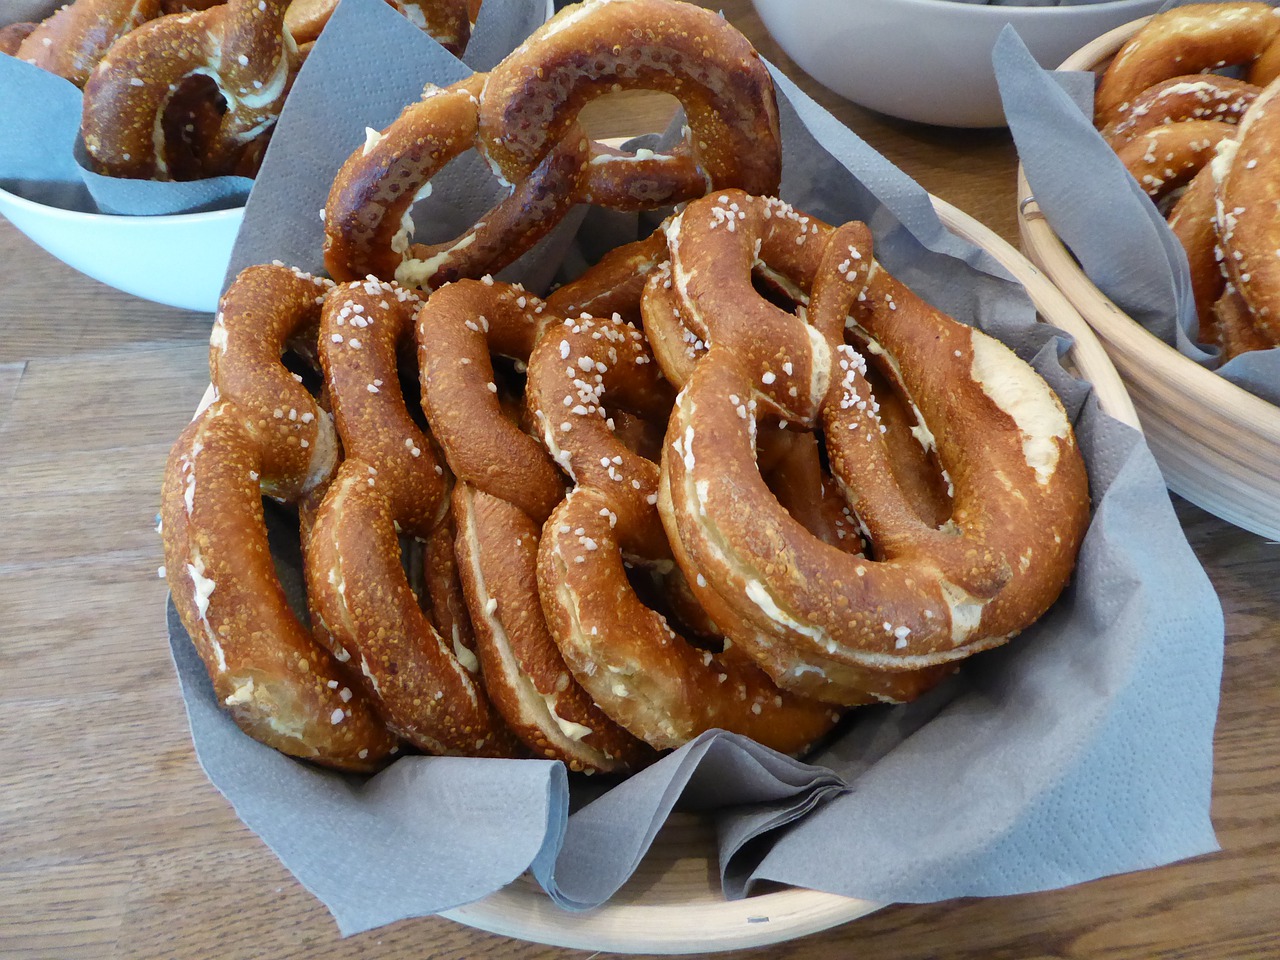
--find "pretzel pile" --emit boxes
[3,0,482,181]
[162,0,1090,776]
[1098,2,1280,358]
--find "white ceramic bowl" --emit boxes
[0,185,241,313]
[751,0,1165,128]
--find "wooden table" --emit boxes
[2,3,1277,958]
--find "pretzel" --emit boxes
[324,75,591,289]
[1102,75,1259,146]
[301,277,520,756]
[528,310,841,751]
[416,279,651,771]
[82,0,300,180]
[656,192,1090,706]
[1214,79,1280,347]
[284,0,474,53]
[1096,2,1280,130]
[0,22,37,57]
[1167,166,1225,337]
[12,0,161,87]
[325,0,783,291]
[1112,119,1235,201]
[161,263,397,771]
[478,0,781,209]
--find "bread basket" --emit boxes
[426,194,1138,955]
[1016,18,1280,541]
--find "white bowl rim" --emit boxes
[0,181,244,225]
[800,0,1163,18]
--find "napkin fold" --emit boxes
[994,19,1280,406]
[167,0,1224,937]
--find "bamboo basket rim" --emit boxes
[1015,19,1280,448]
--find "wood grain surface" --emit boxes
[1,2,1277,958]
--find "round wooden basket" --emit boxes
[432,196,1139,955]
[1016,19,1280,541]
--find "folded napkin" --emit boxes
[994,7,1280,406]
[168,0,1223,936]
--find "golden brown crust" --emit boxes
[0,22,38,57]
[527,309,839,753]
[1096,2,1280,129]
[454,483,652,772]
[81,0,299,180]
[656,192,1090,706]
[305,277,519,756]
[161,264,398,771]
[15,0,160,87]
[1217,79,1280,346]
[1102,75,1258,145]
[285,0,471,53]
[322,76,589,289]
[417,279,567,523]
[1112,120,1235,202]
[478,0,781,207]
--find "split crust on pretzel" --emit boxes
[82,0,299,180]
[527,310,840,752]
[416,279,650,770]
[305,278,518,757]
[478,0,781,208]
[1096,2,1280,129]
[161,264,396,771]
[323,76,589,290]
[655,192,1090,706]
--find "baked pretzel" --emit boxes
[303,277,520,757]
[324,0,783,290]
[12,0,162,87]
[0,22,38,57]
[284,0,474,53]
[656,192,1091,706]
[82,0,300,180]
[1214,79,1280,346]
[324,75,590,289]
[161,264,397,771]
[527,310,841,751]
[478,0,780,209]
[1096,2,1280,129]
[1096,6,1280,357]
[416,279,651,772]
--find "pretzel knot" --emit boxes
[656,192,1091,707]
[478,0,781,209]
[161,264,397,771]
[417,279,653,773]
[82,0,300,180]
[520,309,837,751]
[323,0,783,291]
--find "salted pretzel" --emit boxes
[82,0,300,180]
[284,0,474,52]
[479,0,780,209]
[303,277,520,756]
[654,192,1090,706]
[415,279,652,772]
[324,75,591,290]
[1214,79,1280,346]
[1096,2,1280,130]
[324,0,782,290]
[11,0,163,87]
[1096,4,1280,357]
[526,310,841,751]
[161,263,398,771]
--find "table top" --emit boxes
[3,3,1278,959]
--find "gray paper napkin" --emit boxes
[167,0,1223,936]
[994,18,1280,405]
